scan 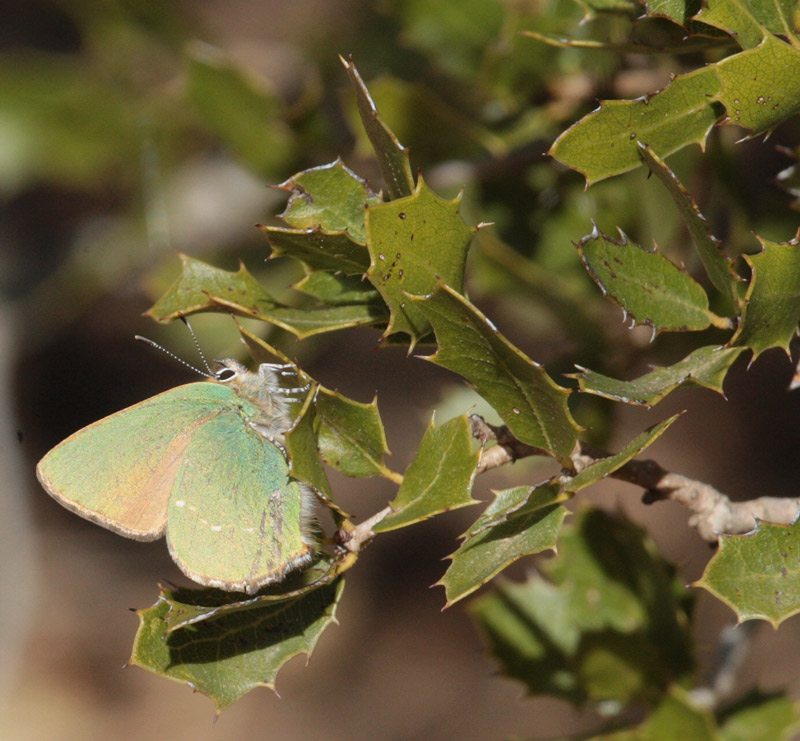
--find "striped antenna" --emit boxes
[135,336,210,379]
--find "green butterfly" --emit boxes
[36,359,317,594]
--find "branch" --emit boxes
[469,415,800,543]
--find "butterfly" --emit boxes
[36,357,318,594]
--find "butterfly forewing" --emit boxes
[36,383,246,540]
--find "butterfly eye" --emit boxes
[216,368,238,383]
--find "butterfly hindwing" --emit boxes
[165,410,314,593]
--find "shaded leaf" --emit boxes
[414,285,579,464]
[364,178,474,344]
[314,388,395,480]
[130,579,344,711]
[277,158,381,244]
[714,35,800,134]
[375,414,480,532]
[549,66,723,184]
[260,226,371,275]
[574,345,746,406]
[470,511,693,706]
[341,56,414,199]
[439,482,568,606]
[294,271,382,305]
[577,225,715,334]
[639,143,741,303]
[285,386,333,499]
[719,692,800,741]
[567,414,681,491]
[693,519,800,627]
[731,234,800,358]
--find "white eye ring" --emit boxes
[215,368,238,383]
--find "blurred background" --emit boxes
[4,0,800,738]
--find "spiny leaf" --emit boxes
[577,225,716,334]
[294,271,382,306]
[413,285,579,463]
[130,578,344,711]
[469,510,694,706]
[285,386,333,499]
[638,143,741,304]
[260,226,371,275]
[439,482,568,607]
[696,0,799,49]
[341,56,414,200]
[567,414,681,492]
[549,66,723,185]
[714,35,800,135]
[364,177,474,345]
[314,388,395,480]
[693,519,800,628]
[574,345,746,406]
[147,253,386,338]
[374,414,480,533]
[276,158,381,244]
[731,233,800,359]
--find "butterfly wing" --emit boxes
[36,383,239,540]
[164,410,315,593]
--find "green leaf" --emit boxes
[714,35,800,134]
[549,66,723,184]
[694,519,800,627]
[439,482,568,606]
[364,178,474,344]
[260,226,371,275]
[130,578,344,711]
[697,0,799,49]
[285,386,333,499]
[147,254,386,338]
[277,159,381,244]
[574,345,746,406]
[413,285,579,463]
[314,388,395,480]
[638,143,741,303]
[577,226,715,334]
[341,56,415,200]
[294,271,382,306]
[374,414,480,532]
[567,414,681,491]
[185,43,293,177]
[719,693,800,741]
[731,234,800,358]
[469,509,693,705]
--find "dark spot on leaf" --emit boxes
[399,212,407,219]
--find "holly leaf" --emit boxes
[364,178,474,345]
[276,158,380,244]
[341,56,414,200]
[567,414,681,492]
[693,519,800,627]
[697,0,799,50]
[731,234,800,358]
[147,254,386,337]
[439,482,568,607]
[577,225,716,334]
[374,414,480,532]
[130,578,344,711]
[294,271,382,306]
[714,35,800,135]
[638,143,741,303]
[413,285,579,464]
[260,226,371,275]
[719,692,800,741]
[314,388,395,480]
[574,345,746,406]
[549,66,724,184]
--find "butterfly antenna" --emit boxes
[135,336,210,379]
[179,315,213,375]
